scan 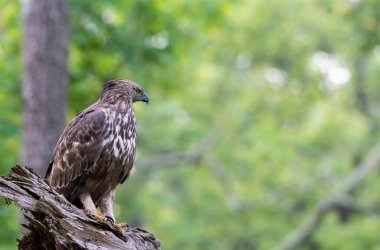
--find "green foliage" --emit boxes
[0,1,21,178]
[1,0,380,249]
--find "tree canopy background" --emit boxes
[1,0,380,249]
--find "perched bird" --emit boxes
[46,78,148,226]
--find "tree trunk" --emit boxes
[22,0,68,175]
[0,165,161,250]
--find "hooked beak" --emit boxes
[141,94,149,104]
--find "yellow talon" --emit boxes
[85,209,108,223]
[115,222,128,234]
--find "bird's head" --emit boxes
[100,78,149,104]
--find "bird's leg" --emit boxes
[99,193,115,224]
[99,189,128,232]
[79,192,108,223]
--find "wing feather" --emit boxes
[46,106,109,189]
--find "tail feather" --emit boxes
[45,161,53,180]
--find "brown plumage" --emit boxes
[46,78,148,224]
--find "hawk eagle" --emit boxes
[46,78,148,225]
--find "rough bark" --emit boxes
[22,0,68,175]
[0,165,160,250]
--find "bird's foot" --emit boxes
[115,222,128,229]
[104,216,128,234]
[85,209,108,224]
[115,222,129,235]
[104,216,128,228]
[105,215,115,224]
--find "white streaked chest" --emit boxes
[103,108,137,160]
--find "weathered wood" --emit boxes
[0,165,160,250]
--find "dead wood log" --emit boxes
[0,165,161,250]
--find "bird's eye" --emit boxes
[136,89,142,94]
